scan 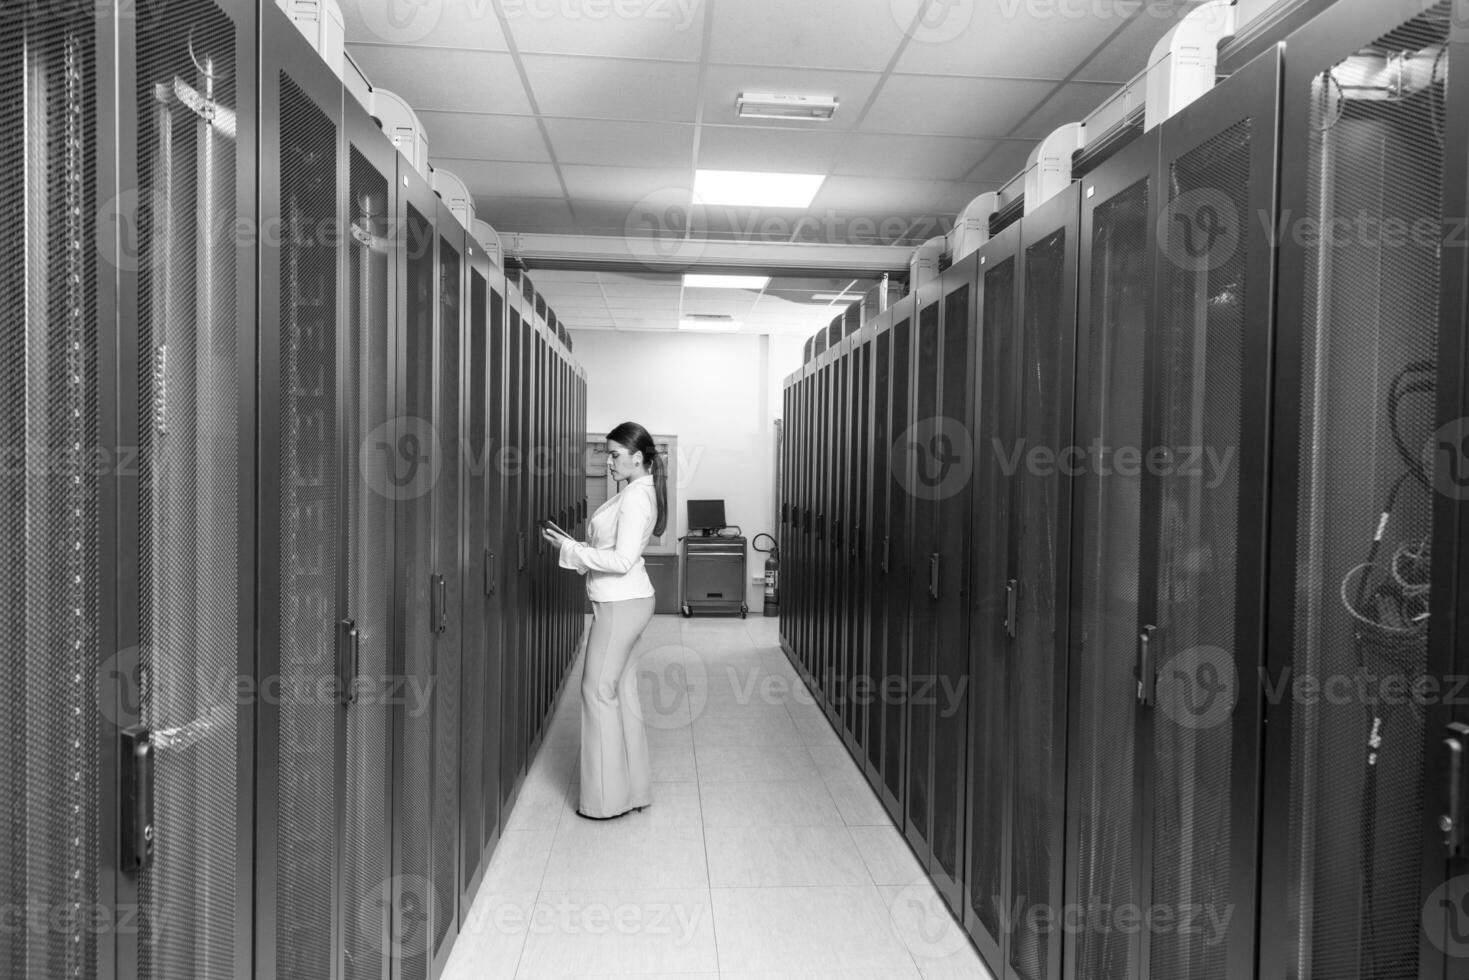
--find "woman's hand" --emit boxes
[541,526,572,549]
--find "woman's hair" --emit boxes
[606,421,668,536]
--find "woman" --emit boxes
[541,421,668,820]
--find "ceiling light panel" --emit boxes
[693,169,825,208]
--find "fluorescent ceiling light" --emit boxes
[736,92,838,121]
[679,316,738,331]
[812,292,857,302]
[683,273,770,290]
[694,169,825,208]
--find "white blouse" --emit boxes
[558,474,657,602]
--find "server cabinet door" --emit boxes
[3,6,115,979]
[258,19,346,980]
[428,218,465,977]
[393,184,437,980]
[1064,129,1159,980]
[500,303,523,810]
[341,108,395,980]
[782,385,793,648]
[906,284,944,862]
[882,301,917,819]
[865,324,894,790]
[1133,49,1280,980]
[1006,185,1081,980]
[1259,3,1462,978]
[459,260,493,922]
[931,259,979,909]
[964,224,1023,973]
[851,339,873,759]
[814,363,829,685]
[121,2,255,978]
[832,352,850,717]
[799,374,814,673]
[517,300,534,766]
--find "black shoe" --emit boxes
[575,805,648,821]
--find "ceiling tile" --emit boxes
[341,0,508,50]
[560,166,690,203]
[601,281,681,298]
[544,119,695,166]
[709,0,908,71]
[436,160,566,198]
[502,0,708,61]
[417,111,550,162]
[889,1,1170,82]
[473,196,577,233]
[832,133,999,180]
[861,74,1057,136]
[346,47,531,115]
[696,126,847,175]
[700,65,883,133]
[561,199,649,236]
[522,55,701,121]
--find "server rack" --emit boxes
[458,244,499,924]
[963,218,1025,976]
[848,330,874,764]
[905,279,945,864]
[864,312,895,794]
[882,295,917,822]
[930,256,979,912]
[498,296,523,817]
[1259,2,1468,978]
[341,85,397,980]
[392,151,438,980]
[256,12,347,979]
[120,1,257,977]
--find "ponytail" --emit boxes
[649,450,668,537]
[605,420,668,537]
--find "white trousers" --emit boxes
[579,596,656,817]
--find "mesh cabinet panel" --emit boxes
[1073,179,1150,980]
[1283,10,1449,977]
[343,144,392,980]
[135,3,241,975]
[432,238,463,954]
[2,7,100,977]
[1011,230,1068,980]
[275,73,339,980]
[1147,121,1253,980]
[969,258,1016,942]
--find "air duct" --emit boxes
[472,219,504,268]
[371,88,430,181]
[1144,0,1237,129]
[431,166,475,232]
[948,192,998,262]
[281,0,345,81]
[1024,123,1084,212]
[908,236,945,294]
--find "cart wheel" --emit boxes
[681,604,691,617]
[741,603,748,619]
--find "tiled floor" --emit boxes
[442,614,995,980]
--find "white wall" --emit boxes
[570,328,808,612]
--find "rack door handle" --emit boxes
[1136,625,1158,707]
[518,531,526,571]
[1004,579,1018,639]
[485,550,497,596]
[431,575,447,634]
[121,725,154,873]
[339,619,360,706]
[1445,722,1469,855]
[929,554,940,599]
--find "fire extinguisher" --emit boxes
[753,533,779,617]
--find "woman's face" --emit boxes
[606,440,643,482]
